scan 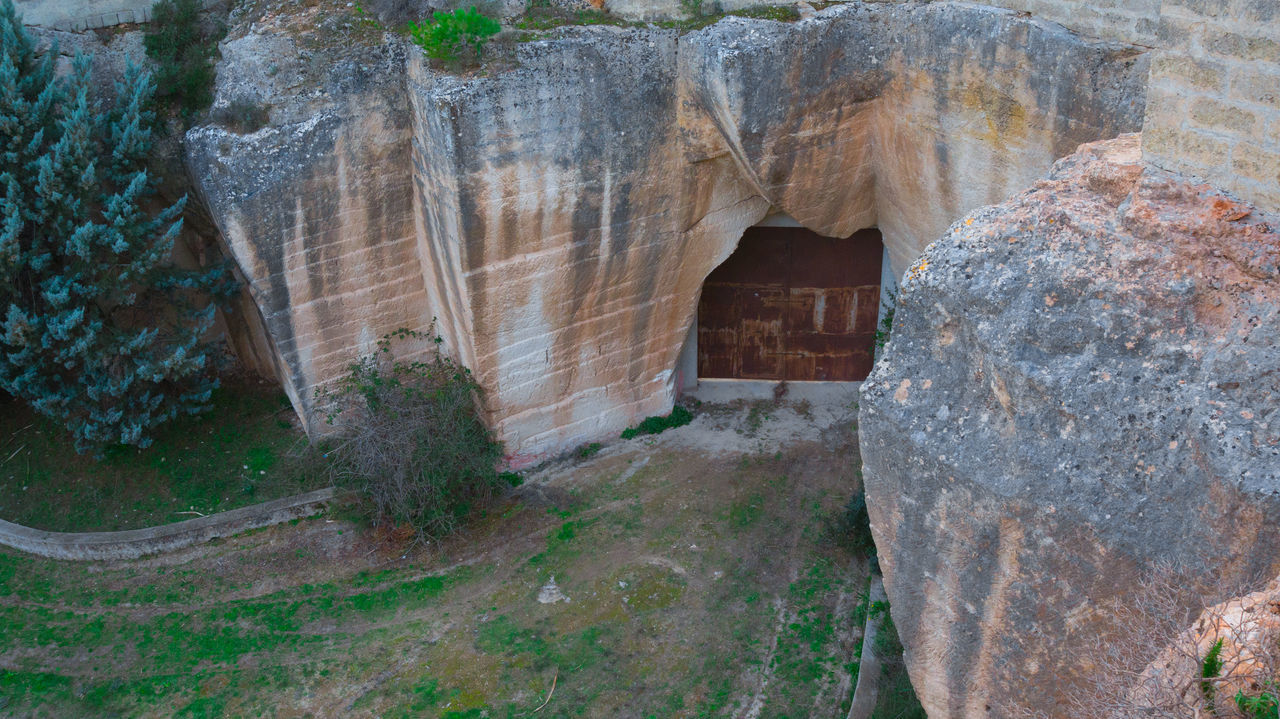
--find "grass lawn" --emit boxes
[0,380,324,532]
[0,400,869,717]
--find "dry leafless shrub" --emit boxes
[316,326,508,545]
[1061,561,1280,719]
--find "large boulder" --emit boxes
[858,134,1280,717]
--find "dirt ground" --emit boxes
[0,396,869,718]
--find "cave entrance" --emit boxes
[696,225,884,382]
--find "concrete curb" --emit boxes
[847,573,887,719]
[0,487,339,561]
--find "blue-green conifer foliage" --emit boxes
[0,0,233,452]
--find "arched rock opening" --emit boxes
[185,2,1150,463]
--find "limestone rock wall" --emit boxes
[404,29,739,454]
[187,2,1147,460]
[186,28,433,418]
[858,135,1280,717]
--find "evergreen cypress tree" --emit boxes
[0,0,234,452]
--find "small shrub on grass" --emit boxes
[318,327,504,543]
[408,7,501,65]
[144,0,226,119]
[828,488,877,557]
[620,405,693,439]
[868,597,928,719]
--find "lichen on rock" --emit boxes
[859,133,1280,717]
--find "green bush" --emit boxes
[408,7,501,64]
[620,405,693,439]
[830,488,877,557]
[1238,683,1280,719]
[1202,637,1225,712]
[144,0,225,118]
[319,327,505,543]
[874,288,896,353]
[0,0,234,453]
[867,597,927,719]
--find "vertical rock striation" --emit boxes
[185,2,1148,460]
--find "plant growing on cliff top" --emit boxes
[0,0,235,453]
[408,7,501,65]
[318,326,505,544]
[144,0,226,120]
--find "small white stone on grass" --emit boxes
[537,576,570,604]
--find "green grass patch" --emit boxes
[728,492,765,529]
[620,405,693,440]
[2,410,867,717]
[0,381,321,531]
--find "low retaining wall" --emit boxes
[0,487,338,561]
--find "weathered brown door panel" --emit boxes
[853,286,881,335]
[786,332,876,381]
[697,283,740,378]
[708,230,790,286]
[738,288,787,379]
[698,226,883,382]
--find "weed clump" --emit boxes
[318,326,505,543]
[1237,684,1280,719]
[408,7,501,65]
[211,97,270,134]
[620,405,693,440]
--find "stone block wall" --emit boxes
[980,0,1162,46]
[15,0,219,31]
[1142,0,1280,213]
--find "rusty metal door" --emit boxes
[697,227,882,382]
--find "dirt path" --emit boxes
[0,397,867,718]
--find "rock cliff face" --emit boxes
[186,1,1147,461]
[859,135,1280,717]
